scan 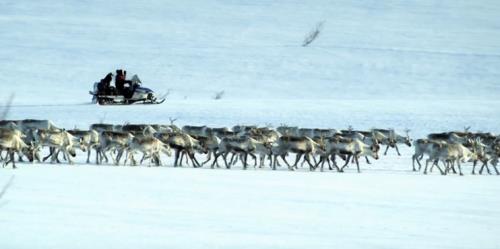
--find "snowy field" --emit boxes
[1,0,500,248]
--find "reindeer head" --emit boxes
[472,137,486,157]
[68,146,77,157]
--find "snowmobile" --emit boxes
[89,74,165,105]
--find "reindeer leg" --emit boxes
[34,150,41,163]
[484,160,492,175]
[457,160,463,176]
[115,149,125,166]
[293,153,302,169]
[259,154,265,168]
[384,145,390,155]
[326,156,333,171]
[449,161,457,174]
[173,149,180,167]
[17,151,24,162]
[339,155,351,172]
[330,155,339,171]
[305,153,315,171]
[365,156,371,164]
[267,154,273,168]
[249,153,257,168]
[140,152,148,165]
[342,155,351,167]
[281,155,292,170]
[312,155,318,165]
[471,160,483,175]
[86,147,91,164]
[300,156,306,168]
[211,152,220,169]
[424,159,430,174]
[190,152,201,168]
[202,150,212,166]
[242,153,248,170]
[102,150,109,163]
[228,153,236,166]
[395,145,401,156]
[491,163,500,175]
[355,155,361,173]
[124,150,130,166]
[479,160,491,175]
[318,155,325,172]
[155,153,162,166]
[179,151,185,166]
[429,160,435,173]
[316,155,325,171]
[43,147,53,162]
[132,153,138,166]
[214,151,221,168]
[10,150,16,169]
[51,148,59,164]
[435,160,445,175]
[223,152,231,169]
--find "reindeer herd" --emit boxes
[0,119,499,176]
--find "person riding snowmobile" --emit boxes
[98,72,113,95]
[115,69,134,98]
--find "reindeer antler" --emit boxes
[169,117,178,125]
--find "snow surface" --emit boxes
[1,0,500,248]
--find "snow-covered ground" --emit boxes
[1,0,500,248]
[2,167,500,249]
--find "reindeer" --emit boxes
[271,136,323,171]
[340,130,383,164]
[37,129,84,164]
[424,142,479,176]
[98,131,134,165]
[411,139,447,171]
[124,136,171,166]
[316,137,379,173]
[155,132,204,167]
[466,138,497,175]
[186,134,221,167]
[373,129,412,156]
[0,128,28,168]
[67,129,100,164]
[213,135,270,169]
[0,126,39,163]
[247,128,281,167]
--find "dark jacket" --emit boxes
[98,73,113,94]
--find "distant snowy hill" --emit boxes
[1,0,499,104]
